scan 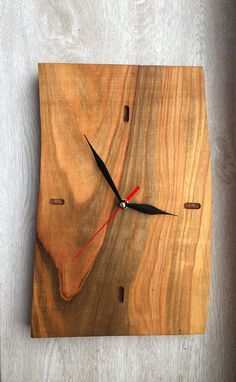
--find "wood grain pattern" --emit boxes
[1,0,236,381]
[31,63,211,337]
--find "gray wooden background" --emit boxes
[1,1,235,381]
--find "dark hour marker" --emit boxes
[49,199,65,205]
[118,286,124,303]
[184,202,201,209]
[123,105,129,122]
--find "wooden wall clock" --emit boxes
[31,63,212,337]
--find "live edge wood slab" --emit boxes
[31,63,212,338]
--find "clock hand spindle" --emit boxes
[84,135,122,203]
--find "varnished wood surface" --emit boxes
[31,64,211,337]
[1,0,236,381]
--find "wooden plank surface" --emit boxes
[1,0,236,381]
[31,64,211,337]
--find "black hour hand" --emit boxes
[84,135,122,203]
[127,203,175,216]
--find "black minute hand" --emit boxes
[84,135,122,203]
[127,203,175,216]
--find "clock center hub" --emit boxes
[119,200,127,209]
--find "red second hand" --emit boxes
[71,185,140,263]
[126,185,140,201]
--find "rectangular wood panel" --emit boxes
[31,63,211,337]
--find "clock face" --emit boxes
[31,64,211,337]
